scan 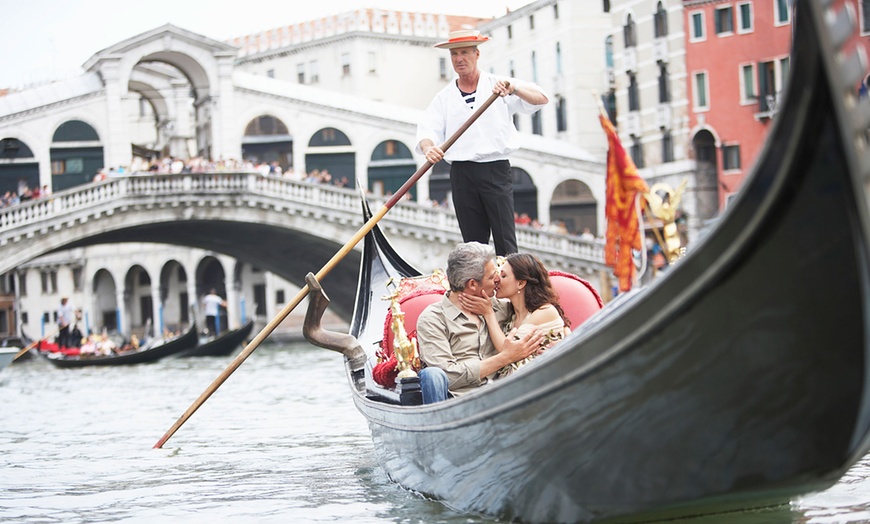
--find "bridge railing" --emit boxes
[0,172,606,268]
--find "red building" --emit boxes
[684,0,793,208]
[684,0,870,209]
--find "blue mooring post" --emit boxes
[116,308,121,335]
[159,304,164,337]
[85,311,90,337]
[41,315,45,338]
[240,296,247,324]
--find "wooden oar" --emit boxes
[154,88,506,448]
[13,325,64,361]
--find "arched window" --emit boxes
[308,127,351,147]
[53,120,100,142]
[623,14,637,48]
[654,2,669,38]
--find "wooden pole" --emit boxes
[13,325,63,361]
[153,89,506,448]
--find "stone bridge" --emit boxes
[0,172,608,319]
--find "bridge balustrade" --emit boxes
[0,172,607,273]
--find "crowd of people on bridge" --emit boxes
[1,184,50,209]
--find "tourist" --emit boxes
[458,253,571,377]
[415,242,544,403]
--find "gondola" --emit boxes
[0,347,17,373]
[177,319,254,358]
[43,323,198,368]
[300,1,870,522]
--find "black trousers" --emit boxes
[449,160,518,256]
[58,325,70,348]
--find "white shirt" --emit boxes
[416,71,547,164]
[203,294,224,317]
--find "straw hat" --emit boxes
[434,29,490,49]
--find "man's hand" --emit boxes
[420,140,444,164]
[493,80,515,98]
[502,327,544,363]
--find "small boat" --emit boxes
[301,1,870,522]
[177,320,254,358]
[43,323,198,368]
[0,347,18,373]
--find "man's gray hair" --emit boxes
[446,242,496,292]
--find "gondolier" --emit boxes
[416,29,548,256]
[56,297,74,348]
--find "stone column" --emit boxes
[211,53,239,162]
[187,280,199,330]
[170,80,193,159]
[151,282,162,338]
[99,58,133,170]
[115,289,126,336]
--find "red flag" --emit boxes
[599,114,648,292]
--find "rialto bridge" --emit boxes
[0,173,609,334]
[0,22,614,338]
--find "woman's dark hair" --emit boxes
[505,253,570,327]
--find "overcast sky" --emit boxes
[0,0,534,89]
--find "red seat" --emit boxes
[548,271,604,328]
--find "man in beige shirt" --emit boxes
[416,242,543,403]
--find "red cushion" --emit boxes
[548,271,604,328]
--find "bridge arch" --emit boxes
[549,179,599,235]
[368,139,416,198]
[50,119,104,190]
[82,24,239,167]
[0,137,40,195]
[511,167,539,221]
[306,126,355,186]
[241,114,293,171]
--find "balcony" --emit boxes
[623,47,637,73]
[652,37,669,63]
[624,111,641,136]
[655,104,672,129]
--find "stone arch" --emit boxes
[0,137,40,195]
[124,264,153,333]
[692,128,718,165]
[512,167,538,220]
[306,127,355,187]
[196,255,227,299]
[550,179,598,235]
[368,139,416,198]
[159,259,190,332]
[50,119,105,191]
[92,268,119,333]
[242,114,293,172]
[691,128,721,211]
[83,25,239,165]
[195,255,228,331]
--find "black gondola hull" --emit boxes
[177,320,254,357]
[44,324,199,368]
[331,1,870,521]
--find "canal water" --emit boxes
[2,341,869,523]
